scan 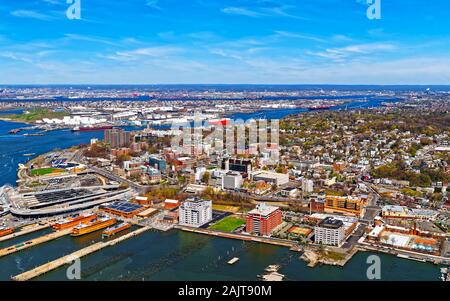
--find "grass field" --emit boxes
[212,204,241,213]
[209,216,246,232]
[31,168,64,176]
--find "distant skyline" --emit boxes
[0,0,450,84]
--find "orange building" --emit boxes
[164,199,180,210]
[325,195,365,216]
[246,203,282,236]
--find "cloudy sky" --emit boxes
[0,0,449,84]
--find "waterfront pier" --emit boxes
[12,226,150,281]
[0,228,72,257]
[176,225,298,248]
[0,223,51,242]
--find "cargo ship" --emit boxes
[208,118,231,126]
[71,217,116,237]
[0,226,14,237]
[72,125,113,132]
[308,105,332,111]
[52,213,97,230]
[102,222,131,238]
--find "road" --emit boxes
[89,166,148,193]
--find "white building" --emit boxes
[179,198,212,227]
[280,187,298,198]
[251,171,289,187]
[221,171,243,190]
[302,179,314,193]
[314,217,345,246]
[195,167,207,182]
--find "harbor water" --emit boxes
[0,104,442,281]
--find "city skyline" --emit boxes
[0,0,450,84]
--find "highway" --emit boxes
[89,166,148,193]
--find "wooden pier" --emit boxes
[12,226,150,281]
[0,228,72,257]
[0,223,51,242]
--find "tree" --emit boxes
[202,171,211,184]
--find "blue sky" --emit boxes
[0,0,449,84]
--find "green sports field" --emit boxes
[209,216,246,232]
[30,168,64,176]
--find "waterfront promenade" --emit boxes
[176,225,298,248]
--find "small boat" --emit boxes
[8,129,21,134]
[22,153,36,157]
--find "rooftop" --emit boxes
[248,203,279,217]
[318,217,344,229]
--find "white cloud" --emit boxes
[64,34,119,46]
[146,0,161,10]
[103,46,181,62]
[274,31,327,43]
[222,7,264,17]
[222,4,302,19]
[308,43,396,61]
[42,0,61,5]
[11,10,53,21]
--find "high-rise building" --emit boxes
[104,128,131,149]
[221,158,252,175]
[246,203,282,236]
[314,217,345,246]
[302,179,314,193]
[179,198,212,227]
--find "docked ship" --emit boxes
[208,118,231,126]
[0,226,14,237]
[308,105,332,111]
[8,129,21,135]
[52,213,97,230]
[71,217,116,237]
[102,222,131,238]
[72,125,113,132]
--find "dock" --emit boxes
[227,257,239,265]
[259,264,285,281]
[0,228,72,257]
[0,223,51,242]
[12,226,150,281]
